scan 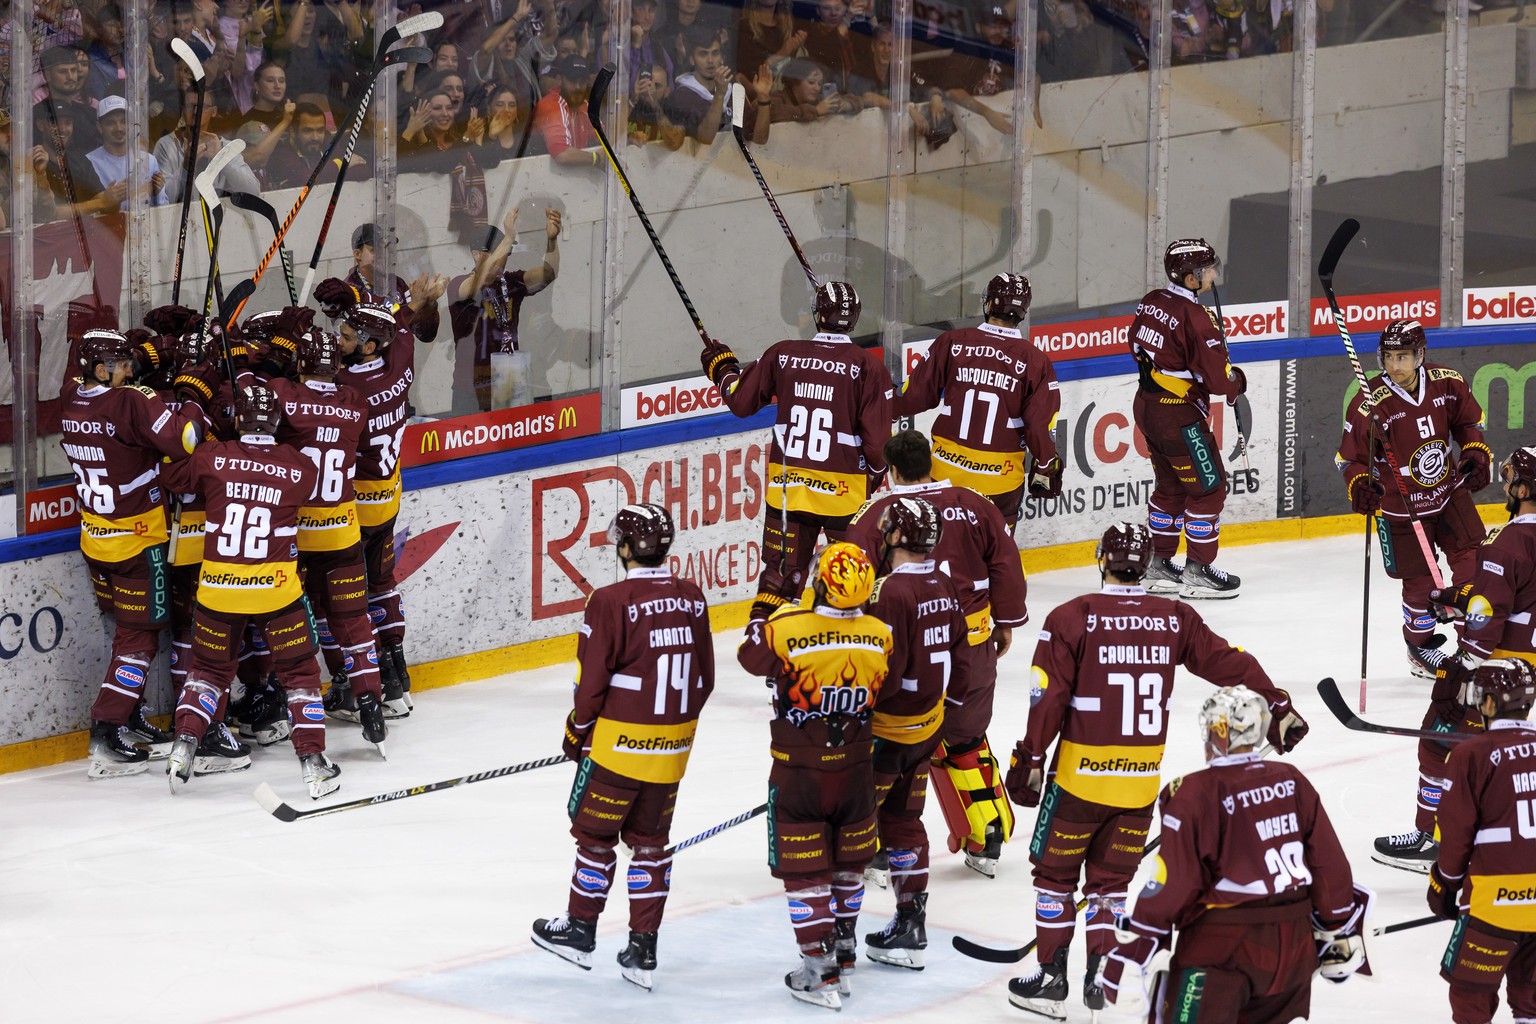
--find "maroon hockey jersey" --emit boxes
[1335,363,1487,520]
[894,324,1061,498]
[847,479,1027,646]
[270,376,366,553]
[865,561,970,745]
[341,312,415,528]
[1128,755,1357,931]
[60,381,200,562]
[1458,516,1536,663]
[1023,584,1287,808]
[1436,719,1536,930]
[718,334,894,519]
[573,567,716,784]
[1127,286,1241,418]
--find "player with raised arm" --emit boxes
[61,329,203,778]
[1337,318,1490,681]
[1003,522,1308,1020]
[1425,658,1536,1024]
[859,496,969,973]
[894,274,1061,528]
[847,428,1027,877]
[1128,239,1249,598]
[530,505,715,990]
[1101,687,1370,1023]
[738,543,892,1010]
[701,281,894,615]
[160,384,341,798]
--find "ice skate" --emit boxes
[1083,953,1105,1012]
[1372,828,1438,873]
[865,893,927,970]
[1407,634,1450,681]
[784,947,842,1011]
[87,721,151,778]
[125,703,173,745]
[863,848,889,890]
[242,684,292,746]
[323,671,359,722]
[357,692,388,759]
[833,920,857,996]
[1008,948,1068,1021]
[380,655,411,720]
[965,823,1003,878]
[300,752,341,799]
[617,929,657,991]
[384,641,415,713]
[1142,556,1184,595]
[1179,560,1240,599]
[532,913,596,969]
[194,722,252,775]
[166,734,196,794]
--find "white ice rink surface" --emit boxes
[2,532,1506,1023]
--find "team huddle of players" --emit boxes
[65,280,426,798]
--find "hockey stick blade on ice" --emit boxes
[1316,677,1473,743]
[732,83,816,290]
[666,802,768,855]
[253,754,566,822]
[952,835,1164,963]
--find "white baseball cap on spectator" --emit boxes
[97,95,129,120]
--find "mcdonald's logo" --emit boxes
[421,429,442,453]
[558,404,579,431]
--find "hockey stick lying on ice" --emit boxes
[253,754,565,822]
[1316,677,1475,743]
[952,835,1164,963]
[666,802,769,855]
[1372,913,1447,937]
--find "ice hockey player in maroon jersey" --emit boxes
[859,496,969,972]
[739,543,892,1011]
[894,273,1062,528]
[160,384,341,799]
[701,281,895,614]
[531,505,715,991]
[847,428,1027,877]
[1100,686,1371,1024]
[1004,522,1308,1019]
[61,329,204,778]
[1426,658,1536,1024]
[1128,239,1249,598]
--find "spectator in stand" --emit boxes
[233,62,296,172]
[401,87,488,241]
[770,58,861,124]
[466,81,547,163]
[850,23,954,150]
[471,0,541,96]
[936,6,1015,135]
[518,0,564,91]
[152,86,261,200]
[661,0,733,73]
[87,96,171,209]
[216,0,272,111]
[737,0,806,75]
[265,100,367,188]
[626,0,673,90]
[85,5,131,100]
[627,64,685,149]
[272,0,364,108]
[801,0,864,97]
[147,3,182,119]
[37,45,101,152]
[33,107,113,219]
[1038,0,1099,81]
[405,69,470,133]
[664,27,771,145]
[532,54,602,169]
[346,222,446,343]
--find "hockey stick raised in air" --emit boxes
[666,802,769,855]
[731,83,816,290]
[1318,218,1444,592]
[1316,677,1474,743]
[227,191,298,304]
[952,835,1164,963]
[253,753,566,822]
[588,65,712,348]
[169,38,207,306]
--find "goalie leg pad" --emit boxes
[931,738,1016,855]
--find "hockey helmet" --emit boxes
[235,383,282,435]
[298,328,343,378]
[1164,238,1219,287]
[606,503,675,564]
[1377,319,1427,369]
[815,542,876,609]
[79,328,134,377]
[813,281,861,334]
[983,273,1031,323]
[242,309,284,343]
[1198,685,1271,761]
[877,496,942,555]
[175,328,208,368]
[344,302,396,347]
[1096,522,1154,579]
[1501,446,1536,496]
[1466,658,1536,718]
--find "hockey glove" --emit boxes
[1313,883,1375,982]
[1428,583,1474,623]
[562,711,592,762]
[700,338,740,388]
[315,278,362,319]
[1426,864,1461,921]
[1430,654,1474,727]
[1101,928,1170,1014]
[1459,441,1493,492]
[1347,473,1383,516]
[1266,694,1309,752]
[1027,455,1063,499]
[1005,743,1045,807]
[144,303,202,337]
[750,564,804,621]
[174,358,223,406]
[1227,364,1248,398]
[126,328,169,377]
